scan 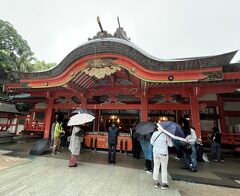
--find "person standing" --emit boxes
[52,114,65,155]
[50,116,57,147]
[210,127,224,163]
[68,125,82,167]
[130,122,141,159]
[150,123,173,190]
[140,133,153,174]
[182,119,198,172]
[108,122,119,165]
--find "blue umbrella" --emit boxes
[172,139,183,150]
[135,121,157,135]
[158,121,186,142]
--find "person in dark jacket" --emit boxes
[108,123,119,165]
[210,127,224,163]
[130,122,141,159]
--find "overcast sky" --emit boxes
[1,0,240,64]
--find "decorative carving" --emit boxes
[89,17,130,41]
[89,31,114,40]
[90,87,137,96]
[72,96,81,104]
[114,27,130,41]
[123,88,138,94]
[55,96,73,104]
[201,71,223,81]
[102,96,125,104]
[82,58,121,79]
[157,94,181,103]
[116,78,133,85]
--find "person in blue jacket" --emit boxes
[140,133,153,174]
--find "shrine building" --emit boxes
[2,20,240,150]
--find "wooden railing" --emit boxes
[0,123,17,132]
[201,131,240,145]
[221,133,240,145]
[84,132,132,151]
[24,121,45,132]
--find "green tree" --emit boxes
[32,60,56,71]
[0,19,35,72]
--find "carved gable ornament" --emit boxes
[201,71,223,81]
[82,58,121,79]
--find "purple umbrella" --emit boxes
[158,121,186,142]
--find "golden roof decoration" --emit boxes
[82,58,121,79]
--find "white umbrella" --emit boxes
[67,113,95,126]
[72,109,93,115]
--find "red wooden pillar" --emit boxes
[141,94,148,121]
[190,87,201,137]
[44,97,54,139]
[217,95,227,133]
[94,110,99,131]
[81,95,87,109]
[176,110,183,123]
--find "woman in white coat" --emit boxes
[68,126,81,167]
[150,123,173,190]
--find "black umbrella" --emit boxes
[135,121,157,135]
[29,139,51,155]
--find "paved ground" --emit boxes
[0,139,240,195]
[169,154,240,188]
[0,155,180,196]
[175,181,240,196]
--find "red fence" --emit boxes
[24,121,45,132]
[201,131,240,145]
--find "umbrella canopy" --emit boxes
[67,113,95,126]
[135,121,157,135]
[29,139,51,155]
[158,121,186,142]
[72,109,93,115]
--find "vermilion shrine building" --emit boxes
[3,23,240,149]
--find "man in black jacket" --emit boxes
[108,123,119,165]
[210,127,224,163]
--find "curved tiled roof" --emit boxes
[8,38,238,81]
[0,102,20,114]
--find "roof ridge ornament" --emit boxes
[88,16,114,40]
[114,17,130,41]
[88,16,130,41]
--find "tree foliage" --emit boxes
[0,19,56,73]
[32,60,56,72]
[0,19,57,97]
[0,19,35,72]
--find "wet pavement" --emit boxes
[0,139,240,194]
